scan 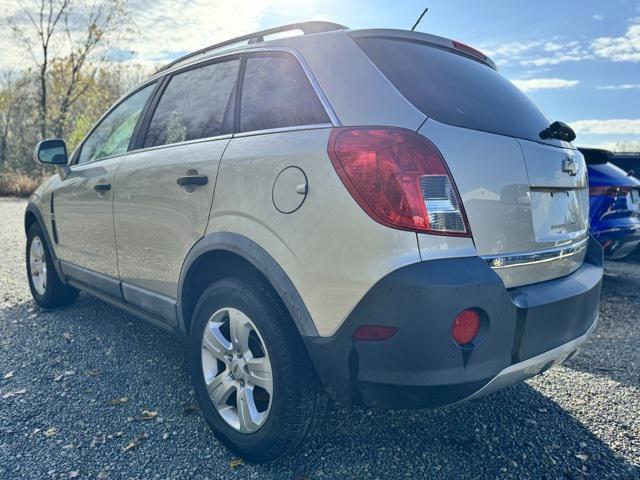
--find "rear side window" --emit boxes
[144,58,240,148]
[239,53,329,133]
[355,37,551,143]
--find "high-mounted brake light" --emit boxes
[327,128,470,236]
[452,40,487,62]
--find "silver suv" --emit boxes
[26,22,603,462]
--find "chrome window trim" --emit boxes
[482,237,589,270]
[120,133,234,157]
[233,123,332,139]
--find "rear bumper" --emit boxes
[304,235,603,408]
[591,222,640,259]
[591,221,640,259]
[459,313,598,405]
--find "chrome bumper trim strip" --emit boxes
[482,237,588,270]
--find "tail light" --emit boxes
[590,185,635,196]
[327,127,470,236]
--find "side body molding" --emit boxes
[177,232,319,337]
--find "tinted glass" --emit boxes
[145,59,240,147]
[78,84,154,165]
[239,54,329,132]
[356,37,552,143]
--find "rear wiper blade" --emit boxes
[539,121,576,142]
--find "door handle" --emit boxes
[177,175,208,187]
[94,182,111,192]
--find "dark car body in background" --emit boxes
[610,152,640,177]
[580,148,640,259]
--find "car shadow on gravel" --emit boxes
[560,265,640,390]
[2,293,638,479]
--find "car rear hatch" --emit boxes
[353,31,589,287]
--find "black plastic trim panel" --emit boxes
[60,261,123,300]
[177,232,318,336]
[305,235,603,408]
[121,282,178,326]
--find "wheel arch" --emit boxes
[24,202,65,282]
[177,232,318,339]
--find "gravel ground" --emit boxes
[1,197,639,479]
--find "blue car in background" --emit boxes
[580,148,640,260]
[610,152,640,177]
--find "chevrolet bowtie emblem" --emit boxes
[562,157,578,176]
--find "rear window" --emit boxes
[355,37,551,142]
[239,53,329,133]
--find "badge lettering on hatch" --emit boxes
[562,157,578,176]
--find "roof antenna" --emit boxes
[411,6,429,31]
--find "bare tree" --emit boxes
[11,0,131,139]
[12,0,70,138]
[52,0,130,137]
[0,72,31,167]
[613,141,640,153]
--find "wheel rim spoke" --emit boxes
[202,320,232,362]
[246,355,273,394]
[237,386,261,432]
[206,373,236,408]
[228,310,252,354]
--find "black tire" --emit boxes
[26,223,78,308]
[189,277,327,463]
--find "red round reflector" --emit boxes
[452,310,481,346]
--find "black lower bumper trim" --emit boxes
[304,235,603,408]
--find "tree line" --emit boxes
[0,0,150,185]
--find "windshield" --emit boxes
[355,36,554,143]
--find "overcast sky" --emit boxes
[1,0,639,149]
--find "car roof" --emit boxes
[150,20,497,80]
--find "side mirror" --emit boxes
[34,139,69,165]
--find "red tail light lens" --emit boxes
[452,309,481,346]
[590,185,634,197]
[327,128,470,236]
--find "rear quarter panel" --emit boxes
[207,128,422,337]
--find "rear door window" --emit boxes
[355,37,552,143]
[239,53,329,133]
[144,58,240,148]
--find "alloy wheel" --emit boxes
[201,307,273,433]
[29,236,47,296]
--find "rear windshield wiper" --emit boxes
[539,121,576,142]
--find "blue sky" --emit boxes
[2,0,639,149]
[269,0,640,149]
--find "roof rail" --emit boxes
[156,21,348,74]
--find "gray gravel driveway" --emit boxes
[1,198,639,479]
